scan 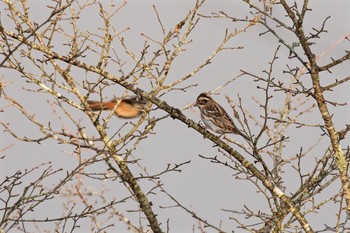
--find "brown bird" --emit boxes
[87,95,148,119]
[194,92,249,140]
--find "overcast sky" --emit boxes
[1,0,350,232]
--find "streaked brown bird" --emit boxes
[87,95,148,119]
[194,92,249,140]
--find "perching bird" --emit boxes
[194,92,249,140]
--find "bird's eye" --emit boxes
[198,99,207,105]
[136,95,142,102]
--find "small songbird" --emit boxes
[194,92,249,140]
[87,95,148,119]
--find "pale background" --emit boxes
[1,0,350,232]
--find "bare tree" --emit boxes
[1,0,349,232]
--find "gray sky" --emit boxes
[1,0,350,232]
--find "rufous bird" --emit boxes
[87,95,148,119]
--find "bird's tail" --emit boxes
[238,130,250,141]
[87,100,116,111]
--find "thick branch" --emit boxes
[1,21,313,233]
[279,0,350,215]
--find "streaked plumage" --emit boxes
[194,93,249,140]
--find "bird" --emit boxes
[87,95,148,119]
[194,92,249,140]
